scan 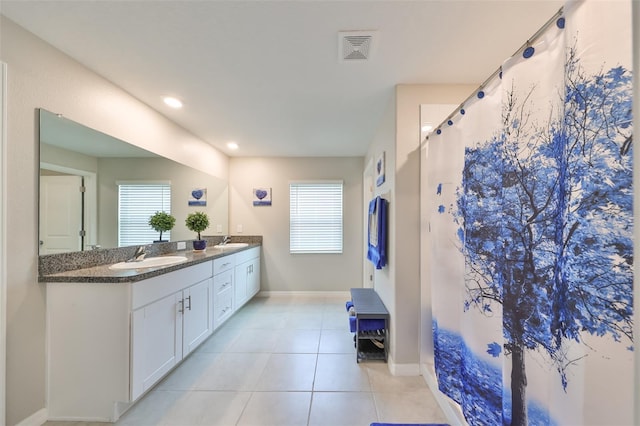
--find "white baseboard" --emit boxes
[257,291,351,299]
[15,408,47,426]
[420,363,466,426]
[387,355,420,376]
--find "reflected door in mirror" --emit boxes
[39,175,83,254]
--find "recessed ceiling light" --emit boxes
[421,124,433,132]
[163,96,183,109]
[227,142,239,150]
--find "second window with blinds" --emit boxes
[289,181,343,254]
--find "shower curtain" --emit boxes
[428,1,633,425]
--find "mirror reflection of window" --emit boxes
[118,182,171,247]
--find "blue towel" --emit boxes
[367,196,388,269]
[349,316,386,333]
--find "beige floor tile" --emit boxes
[118,390,251,426]
[321,312,349,329]
[318,329,356,354]
[366,363,430,392]
[323,301,349,315]
[195,325,242,353]
[157,352,224,390]
[283,312,324,329]
[225,311,290,330]
[182,390,252,425]
[255,353,317,391]
[308,392,378,426]
[258,295,325,313]
[314,354,371,391]
[236,391,312,426]
[373,390,449,424]
[220,311,256,329]
[226,328,283,352]
[193,352,271,390]
[115,390,189,425]
[274,329,321,353]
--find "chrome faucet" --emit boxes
[221,235,231,245]
[127,245,149,262]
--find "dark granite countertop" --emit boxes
[40,243,261,284]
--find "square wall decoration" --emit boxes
[376,151,385,186]
[189,188,207,206]
[253,187,272,206]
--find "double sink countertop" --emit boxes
[39,239,261,284]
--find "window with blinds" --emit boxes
[289,181,343,254]
[118,182,171,247]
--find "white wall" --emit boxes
[0,17,229,425]
[365,93,397,359]
[40,143,99,175]
[0,60,7,426]
[366,84,474,372]
[229,157,363,293]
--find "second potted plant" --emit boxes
[148,211,176,242]
[185,211,210,251]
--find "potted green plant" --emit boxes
[148,211,176,242]
[185,211,210,251]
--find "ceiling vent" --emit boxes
[339,31,377,62]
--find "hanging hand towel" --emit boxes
[367,196,388,269]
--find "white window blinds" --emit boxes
[289,181,343,254]
[118,182,171,247]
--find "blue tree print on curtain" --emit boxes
[455,47,633,425]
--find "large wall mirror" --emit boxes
[39,109,229,255]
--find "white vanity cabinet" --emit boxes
[46,260,213,421]
[234,246,261,309]
[130,261,213,400]
[45,245,261,422]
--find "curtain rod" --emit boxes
[427,6,565,139]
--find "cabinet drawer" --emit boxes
[213,270,233,295]
[234,246,260,264]
[213,255,235,275]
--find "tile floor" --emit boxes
[46,294,448,426]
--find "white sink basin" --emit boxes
[213,242,249,250]
[109,255,188,270]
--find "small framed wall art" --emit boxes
[253,187,272,206]
[189,188,207,206]
[376,151,385,186]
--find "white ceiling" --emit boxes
[1,0,563,157]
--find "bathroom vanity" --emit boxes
[42,244,260,422]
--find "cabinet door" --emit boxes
[234,261,248,308]
[183,278,213,356]
[247,257,260,299]
[131,291,183,400]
